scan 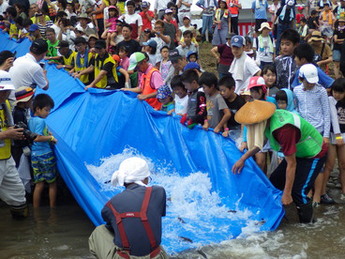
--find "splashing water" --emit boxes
[87,147,264,254]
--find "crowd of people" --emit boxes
[1,0,345,258]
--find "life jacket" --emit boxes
[140,67,162,110]
[106,187,161,259]
[265,110,323,158]
[94,53,118,88]
[0,101,13,160]
[74,51,93,84]
[62,50,76,69]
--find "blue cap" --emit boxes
[183,62,200,72]
[157,84,172,99]
[186,50,198,61]
[143,39,157,48]
[230,35,245,48]
[142,1,149,8]
[29,24,39,32]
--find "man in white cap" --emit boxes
[232,100,328,223]
[89,157,168,259]
[0,69,28,219]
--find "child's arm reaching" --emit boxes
[34,135,57,144]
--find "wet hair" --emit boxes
[33,94,55,111]
[275,90,288,102]
[199,72,218,89]
[171,75,185,90]
[262,64,276,75]
[126,0,135,7]
[218,75,235,89]
[294,43,314,63]
[281,29,300,45]
[122,24,133,31]
[183,30,193,38]
[331,78,345,94]
[181,69,199,84]
[160,45,169,52]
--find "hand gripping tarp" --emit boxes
[0,31,284,253]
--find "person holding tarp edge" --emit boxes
[89,157,168,259]
[232,100,328,223]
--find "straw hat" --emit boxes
[308,31,323,42]
[235,100,276,125]
[258,22,271,32]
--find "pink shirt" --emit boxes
[139,64,163,90]
[120,56,129,70]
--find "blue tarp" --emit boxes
[1,31,285,253]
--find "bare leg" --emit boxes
[322,144,336,195]
[337,145,345,194]
[334,61,341,79]
[313,173,324,204]
[49,181,57,208]
[255,152,267,174]
[33,182,45,208]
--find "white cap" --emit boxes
[0,71,15,91]
[287,0,295,7]
[111,157,151,187]
[299,64,319,84]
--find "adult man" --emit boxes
[169,49,188,75]
[79,40,119,90]
[75,13,97,37]
[123,1,143,41]
[89,157,168,259]
[177,0,192,26]
[116,24,141,57]
[163,9,177,49]
[232,100,327,223]
[0,59,28,219]
[9,39,49,91]
[154,0,171,20]
[122,52,163,110]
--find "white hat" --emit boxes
[287,0,295,7]
[111,157,151,187]
[0,71,15,91]
[299,64,319,84]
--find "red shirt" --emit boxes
[139,10,154,30]
[272,124,327,158]
[296,13,305,24]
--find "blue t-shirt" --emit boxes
[291,66,334,89]
[252,0,268,19]
[28,116,52,155]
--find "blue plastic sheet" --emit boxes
[0,32,285,253]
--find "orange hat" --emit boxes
[112,54,120,63]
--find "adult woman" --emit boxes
[31,10,53,38]
[212,0,231,46]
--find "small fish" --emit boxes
[179,236,193,243]
[228,210,237,213]
[177,217,186,224]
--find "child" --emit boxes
[176,30,199,58]
[139,1,154,33]
[253,22,275,68]
[199,72,231,133]
[262,64,279,97]
[274,29,300,89]
[104,6,119,51]
[171,75,188,115]
[28,94,58,208]
[218,75,245,138]
[296,6,305,29]
[308,30,332,72]
[47,40,76,70]
[307,9,319,33]
[298,18,308,43]
[275,0,295,54]
[323,79,345,201]
[157,84,175,114]
[229,35,261,94]
[294,63,331,206]
[157,46,174,86]
[118,46,130,71]
[319,2,335,39]
[332,16,345,78]
[275,88,297,112]
[180,69,207,128]
[45,28,59,58]
[142,39,158,66]
[186,51,198,63]
[292,43,334,89]
[244,36,260,66]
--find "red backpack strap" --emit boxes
[106,201,131,251]
[140,187,158,249]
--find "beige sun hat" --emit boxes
[235,100,276,125]
[258,22,272,32]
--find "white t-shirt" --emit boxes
[175,95,188,115]
[229,55,260,94]
[252,36,275,63]
[9,53,48,89]
[123,13,143,27]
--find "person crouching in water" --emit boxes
[232,100,328,223]
[89,157,168,259]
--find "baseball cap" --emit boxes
[143,39,157,48]
[74,36,87,45]
[183,16,191,20]
[0,50,15,65]
[30,39,48,54]
[142,1,149,8]
[183,62,200,72]
[112,54,120,63]
[287,0,295,7]
[15,86,35,103]
[247,76,267,93]
[230,35,245,48]
[299,64,319,84]
[0,71,15,91]
[186,50,198,61]
[297,6,304,10]
[157,84,172,99]
[128,52,146,71]
[28,24,39,32]
[56,40,69,48]
[165,8,173,14]
[94,40,106,49]
[108,5,117,10]
[169,49,182,63]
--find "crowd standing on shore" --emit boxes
[1,0,345,258]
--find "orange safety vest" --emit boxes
[227,0,239,15]
[140,67,162,110]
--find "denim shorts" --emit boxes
[333,49,341,62]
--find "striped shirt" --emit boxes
[294,83,331,138]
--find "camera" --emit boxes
[14,122,38,142]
